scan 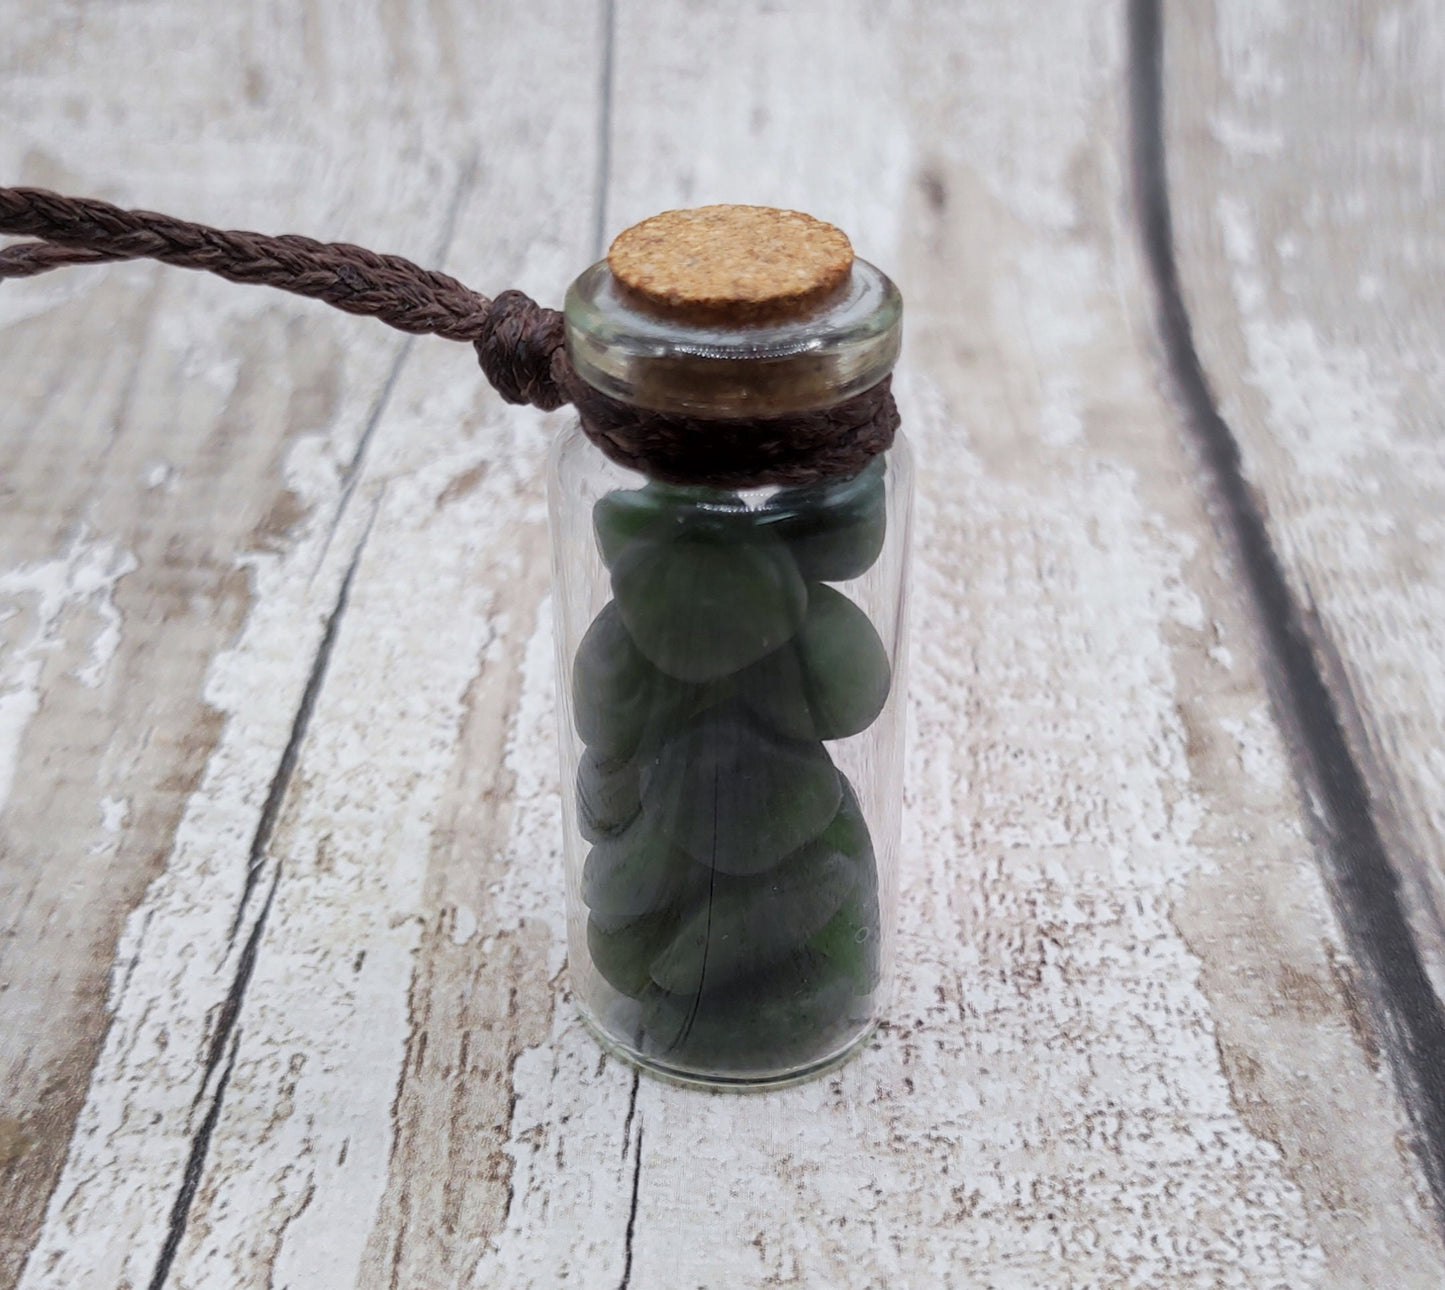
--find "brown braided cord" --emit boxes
[0,188,492,338]
[1,185,896,482]
[560,366,899,488]
[0,240,119,277]
[0,186,569,409]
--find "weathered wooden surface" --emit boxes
[1,1,1442,1286]
[0,4,470,1276]
[1154,0,1445,1218]
[1165,0,1445,995]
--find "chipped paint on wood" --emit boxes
[0,531,137,811]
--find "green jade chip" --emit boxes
[593,482,749,570]
[632,668,736,752]
[582,812,707,922]
[573,598,733,764]
[806,779,881,995]
[571,601,658,760]
[648,837,857,994]
[638,954,863,1072]
[830,775,875,866]
[576,746,641,842]
[760,456,886,582]
[612,534,807,683]
[636,777,882,1067]
[806,887,881,996]
[638,708,842,874]
[588,911,675,999]
[778,776,880,995]
[740,582,891,742]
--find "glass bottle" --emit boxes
[547,220,911,1088]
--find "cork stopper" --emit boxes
[607,205,854,325]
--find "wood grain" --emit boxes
[0,0,1441,1286]
[0,1,586,1284]
[0,1,461,1276]
[1157,0,1445,1209]
[1165,0,1445,986]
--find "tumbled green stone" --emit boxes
[571,601,658,760]
[638,954,862,1072]
[587,911,675,999]
[760,457,886,582]
[740,582,891,741]
[638,708,841,874]
[641,671,734,746]
[612,535,807,683]
[648,838,857,994]
[576,746,641,842]
[632,780,881,1070]
[572,599,736,762]
[759,775,878,991]
[582,812,707,921]
[593,483,748,570]
[791,775,879,992]
[824,774,875,871]
[806,888,881,996]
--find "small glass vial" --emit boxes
[547,207,911,1088]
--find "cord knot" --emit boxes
[473,289,567,410]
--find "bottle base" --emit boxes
[575,995,881,1092]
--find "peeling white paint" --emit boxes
[1038,372,1085,447]
[1215,0,1290,101]
[159,409,558,1288]
[143,460,177,491]
[0,529,136,814]
[1209,111,1285,158]
[9,149,434,1276]
[15,492,375,1290]
[490,597,567,978]
[87,796,132,857]
[99,796,129,833]
[1220,711,1287,794]
[902,0,1099,230]
[451,903,478,946]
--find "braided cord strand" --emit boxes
[1,185,895,477]
[0,185,569,408]
[0,187,491,337]
[0,241,119,278]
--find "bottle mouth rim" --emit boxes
[564,259,902,418]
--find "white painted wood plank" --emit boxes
[0,0,495,1276]
[163,410,566,1290]
[0,1,595,1285]
[7,4,606,1287]
[1164,0,1445,996]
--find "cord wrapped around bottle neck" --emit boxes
[563,366,898,488]
[0,185,895,486]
